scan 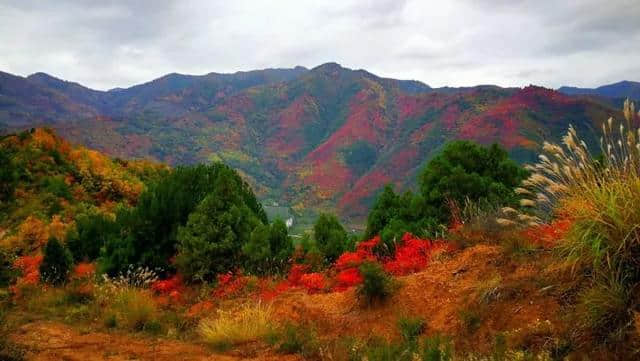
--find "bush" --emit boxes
[111,288,157,331]
[274,323,320,358]
[39,237,73,286]
[313,213,349,263]
[357,262,394,306]
[198,301,274,348]
[398,316,426,342]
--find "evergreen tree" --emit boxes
[313,213,348,263]
[419,141,527,223]
[175,171,263,282]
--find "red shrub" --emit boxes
[13,254,42,285]
[334,268,364,291]
[72,262,96,279]
[287,264,310,286]
[151,274,184,295]
[299,273,326,294]
[212,273,248,299]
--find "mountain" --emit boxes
[558,80,640,100]
[0,63,625,222]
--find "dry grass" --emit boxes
[198,301,274,348]
[498,100,640,349]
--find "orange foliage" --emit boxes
[72,262,96,279]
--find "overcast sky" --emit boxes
[0,0,638,91]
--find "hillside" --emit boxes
[0,128,166,251]
[0,64,624,222]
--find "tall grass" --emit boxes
[499,100,640,346]
[198,301,274,348]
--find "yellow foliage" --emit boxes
[48,215,69,241]
[198,301,274,346]
[18,216,49,248]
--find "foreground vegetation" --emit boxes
[2,100,640,360]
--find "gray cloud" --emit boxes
[0,0,637,90]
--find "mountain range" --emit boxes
[0,63,633,222]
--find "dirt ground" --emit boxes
[9,244,562,359]
[10,321,302,361]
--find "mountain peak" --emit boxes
[311,62,347,73]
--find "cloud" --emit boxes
[0,0,637,90]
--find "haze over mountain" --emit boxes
[0,63,627,220]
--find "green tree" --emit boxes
[0,147,17,204]
[175,172,263,282]
[0,248,18,287]
[243,219,294,274]
[66,212,118,262]
[364,185,401,239]
[419,141,527,223]
[313,213,348,263]
[99,163,267,275]
[40,237,73,286]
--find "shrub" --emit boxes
[357,262,394,306]
[111,288,157,331]
[459,308,482,333]
[275,323,320,358]
[39,237,73,286]
[198,301,274,348]
[398,316,426,342]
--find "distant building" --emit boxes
[263,204,294,228]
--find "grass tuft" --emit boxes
[198,301,274,348]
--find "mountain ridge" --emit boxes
[0,63,627,222]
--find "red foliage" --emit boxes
[257,279,292,301]
[384,236,433,275]
[299,273,326,294]
[186,300,214,318]
[151,274,184,295]
[522,218,572,248]
[13,254,42,285]
[287,264,310,285]
[334,268,364,291]
[212,272,249,299]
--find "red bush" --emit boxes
[287,264,310,286]
[151,274,184,295]
[13,254,42,285]
[299,273,326,294]
[212,272,248,299]
[72,262,96,279]
[334,268,363,291]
